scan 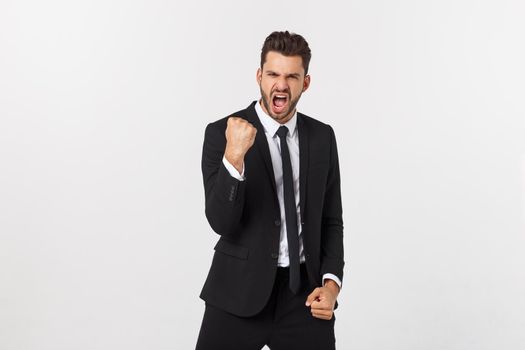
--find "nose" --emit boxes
[275,76,289,91]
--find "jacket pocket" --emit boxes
[214,239,249,260]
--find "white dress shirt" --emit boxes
[222,100,341,289]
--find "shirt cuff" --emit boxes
[322,273,342,290]
[222,156,245,181]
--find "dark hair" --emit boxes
[260,31,312,75]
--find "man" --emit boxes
[196,31,344,350]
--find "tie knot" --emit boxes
[276,125,289,139]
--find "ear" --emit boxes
[256,68,262,84]
[303,74,311,92]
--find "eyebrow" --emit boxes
[266,70,302,78]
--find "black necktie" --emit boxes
[276,126,301,294]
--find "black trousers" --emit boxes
[195,264,336,350]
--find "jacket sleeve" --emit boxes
[320,125,345,283]
[201,122,246,236]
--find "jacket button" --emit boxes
[274,220,281,226]
[271,253,279,259]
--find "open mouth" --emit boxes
[271,93,289,114]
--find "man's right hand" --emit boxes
[224,117,257,173]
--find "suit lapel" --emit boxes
[244,102,309,221]
[297,113,309,224]
[244,102,277,197]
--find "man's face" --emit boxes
[257,51,310,124]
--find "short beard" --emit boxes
[260,86,301,123]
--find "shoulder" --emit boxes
[297,112,336,137]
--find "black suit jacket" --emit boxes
[200,101,344,317]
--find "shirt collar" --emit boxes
[255,99,298,138]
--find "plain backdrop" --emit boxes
[1,0,525,349]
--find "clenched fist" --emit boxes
[305,280,339,320]
[224,117,257,173]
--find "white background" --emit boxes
[1,0,524,349]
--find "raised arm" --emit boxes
[201,117,257,236]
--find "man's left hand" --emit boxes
[305,280,339,320]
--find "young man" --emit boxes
[196,31,344,350]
